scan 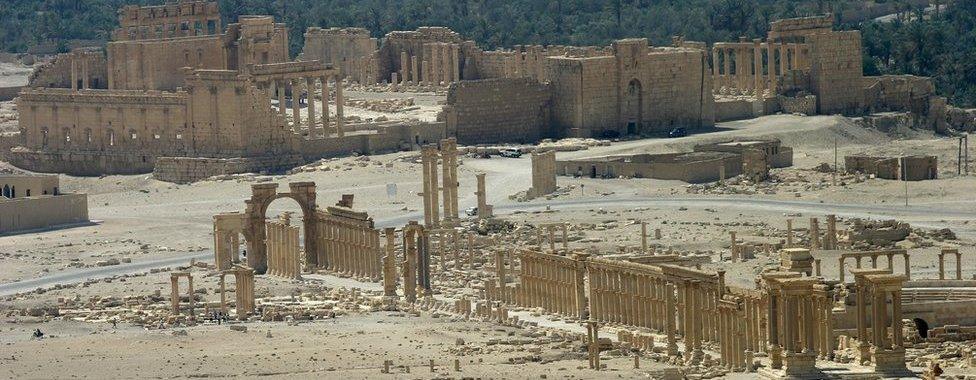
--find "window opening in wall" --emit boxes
[131,132,138,140]
[26,189,31,197]
[64,129,70,143]
[108,130,115,146]
[54,187,59,196]
[176,133,183,140]
[41,128,49,147]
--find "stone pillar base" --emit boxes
[780,351,819,378]
[872,348,910,376]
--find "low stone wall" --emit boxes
[153,155,305,184]
[778,95,817,115]
[0,193,89,234]
[714,98,762,122]
[7,149,155,175]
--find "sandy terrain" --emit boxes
[1,88,975,378]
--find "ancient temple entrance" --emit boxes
[913,318,929,338]
[625,79,643,135]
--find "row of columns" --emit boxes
[807,215,839,250]
[718,298,748,371]
[516,251,587,317]
[318,219,382,280]
[271,74,345,138]
[839,250,911,283]
[856,272,909,375]
[213,230,241,270]
[711,41,808,96]
[70,56,91,91]
[265,219,301,279]
[420,43,461,86]
[764,275,823,377]
[420,138,460,228]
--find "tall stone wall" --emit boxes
[808,31,863,115]
[546,42,714,138]
[303,27,378,83]
[107,17,289,91]
[444,78,551,145]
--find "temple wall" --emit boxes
[28,50,108,90]
[444,78,551,144]
[808,31,863,115]
[302,27,378,83]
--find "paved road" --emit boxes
[0,252,212,297]
[4,195,973,296]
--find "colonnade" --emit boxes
[420,138,460,227]
[317,216,382,280]
[711,40,809,96]
[851,269,910,374]
[268,73,345,138]
[807,215,840,250]
[219,264,255,318]
[517,250,587,317]
[265,219,301,279]
[718,298,748,371]
[70,55,92,91]
[420,43,461,86]
[839,249,911,282]
[763,274,827,377]
[170,271,194,316]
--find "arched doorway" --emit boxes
[913,318,929,338]
[242,182,318,274]
[625,79,643,135]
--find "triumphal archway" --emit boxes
[243,182,318,274]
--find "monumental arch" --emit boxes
[243,182,318,274]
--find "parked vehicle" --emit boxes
[499,148,522,158]
[668,127,687,138]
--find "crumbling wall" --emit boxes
[444,78,551,145]
[808,31,863,115]
[28,49,108,90]
[778,95,817,115]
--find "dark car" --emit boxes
[668,127,687,138]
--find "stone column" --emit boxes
[306,77,317,135]
[475,173,490,219]
[391,72,399,91]
[665,281,678,356]
[430,46,441,86]
[786,219,794,246]
[411,55,419,84]
[441,44,451,84]
[722,48,731,89]
[939,252,946,280]
[780,42,788,74]
[904,254,911,280]
[321,76,330,135]
[275,80,286,116]
[753,39,763,96]
[451,45,460,82]
[956,251,963,280]
[290,79,301,133]
[809,218,820,249]
[422,60,431,86]
[334,74,345,137]
[767,42,778,94]
[400,51,409,83]
[82,59,89,90]
[71,58,78,91]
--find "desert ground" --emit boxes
[1,86,975,379]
